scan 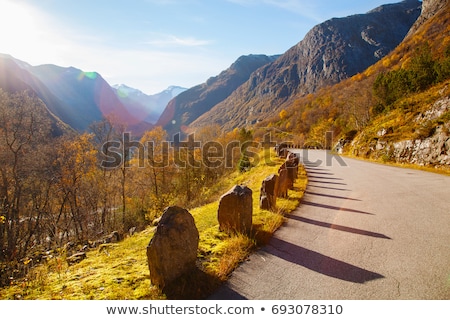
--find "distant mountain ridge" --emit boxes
[112,84,187,124]
[156,54,280,136]
[189,0,422,132]
[0,54,181,134]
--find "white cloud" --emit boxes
[144,34,213,48]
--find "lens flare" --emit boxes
[77,71,98,81]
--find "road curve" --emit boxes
[209,150,450,299]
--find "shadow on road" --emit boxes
[265,238,384,284]
[307,179,347,186]
[208,285,248,300]
[306,170,335,175]
[305,191,361,201]
[300,200,374,215]
[286,214,391,239]
[307,184,351,192]
[307,175,344,181]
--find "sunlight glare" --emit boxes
[0,0,67,65]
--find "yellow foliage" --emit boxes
[279,109,288,120]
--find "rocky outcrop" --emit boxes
[218,185,253,234]
[349,94,450,167]
[391,125,450,165]
[407,0,449,37]
[147,206,199,289]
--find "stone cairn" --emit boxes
[146,206,199,290]
[217,185,253,235]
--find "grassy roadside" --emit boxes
[0,151,307,300]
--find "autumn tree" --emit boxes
[90,117,123,231]
[54,133,98,241]
[137,126,173,220]
[0,90,53,261]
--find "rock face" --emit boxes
[218,185,253,234]
[391,125,450,166]
[407,0,449,37]
[260,174,279,211]
[147,206,199,289]
[350,95,450,167]
[190,1,422,132]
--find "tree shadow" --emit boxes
[286,215,391,239]
[265,238,384,283]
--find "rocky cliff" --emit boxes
[407,0,449,36]
[190,0,422,132]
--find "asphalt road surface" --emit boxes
[210,150,450,299]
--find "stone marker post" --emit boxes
[147,206,199,289]
[218,185,253,235]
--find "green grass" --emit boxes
[0,151,307,300]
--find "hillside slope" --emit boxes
[190,0,422,132]
[156,54,279,136]
[0,55,153,134]
[258,0,450,168]
[347,0,450,166]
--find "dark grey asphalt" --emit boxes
[209,150,450,299]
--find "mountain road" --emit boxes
[209,149,450,299]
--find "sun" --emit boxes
[0,0,69,66]
[0,1,40,54]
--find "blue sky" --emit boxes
[0,0,405,94]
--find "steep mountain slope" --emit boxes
[0,55,73,135]
[156,54,279,136]
[345,0,450,166]
[257,0,449,167]
[30,64,151,133]
[190,0,422,132]
[112,84,187,124]
[0,55,153,134]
